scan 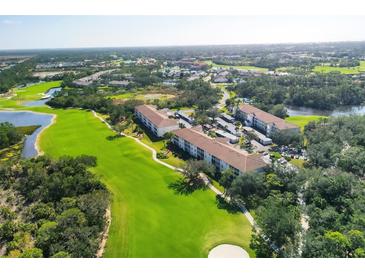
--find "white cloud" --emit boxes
[2,19,22,25]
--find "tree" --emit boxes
[348,230,365,257]
[0,122,23,149]
[0,221,18,242]
[52,251,71,258]
[27,202,56,223]
[253,195,301,257]
[269,104,288,119]
[36,221,58,257]
[20,248,43,258]
[227,172,266,209]
[337,147,365,176]
[250,229,275,258]
[322,231,350,257]
[271,130,303,147]
[219,168,236,193]
[181,160,214,187]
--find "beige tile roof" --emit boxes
[173,127,267,173]
[239,104,299,130]
[135,105,178,128]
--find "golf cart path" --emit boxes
[92,111,255,226]
[92,111,258,257]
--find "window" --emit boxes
[184,140,191,151]
[211,155,220,168]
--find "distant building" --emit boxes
[220,113,235,123]
[213,76,229,83]
[236,104,299,136]
[36,62,84,69]
[73,69,115,87]
[214,130,239,144]
[215,117,238,136]
[135,105,179,137]
[109,80,130,87]
[172,127,267,175]
[243,126,272,145]
[175,110,194,124]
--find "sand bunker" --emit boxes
[208,244,250,258]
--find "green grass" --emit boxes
[313,61,365,75]
[205,60,268,72]
[290,158,305,169]
[32,107,254,258]
[135,123,185,168]
[0,81,62,109]
[109,92,137,100]
[0,80,254,257]
[211,178,225,193]
[285,115,327,131]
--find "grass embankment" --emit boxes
[35,108,253,257]
[285,115,327,131]
[313,61,365,75]
[205,60,268,72]
[0,81,62,109]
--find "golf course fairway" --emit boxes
[35,107,253,257]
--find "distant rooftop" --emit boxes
[135,105,178,128]
[173,127,267,173]
[239,104,298,130]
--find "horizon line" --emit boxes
[1,39,365,52]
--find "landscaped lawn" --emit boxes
[313,61,365,74]
[205,60,268,72]
[138,130,185,168]
[34,107,254,258]
[285,115,327,131]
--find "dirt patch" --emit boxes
[96,207,111,258]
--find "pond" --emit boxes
[0,111,53,158]
[287,105,365,117]
[23,87,61,107]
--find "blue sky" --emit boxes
[1,16,365,50]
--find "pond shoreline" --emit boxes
[34,112,56,156]
[0,110,56,158]
[287,104,365,117]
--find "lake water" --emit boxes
[0,111,53,158]
[287,105,365,117]
[23,87,61,107]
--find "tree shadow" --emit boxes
[133,118,164,142]
[168,178,206,195]
[216,195,241,214]
[106,134,124,141]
